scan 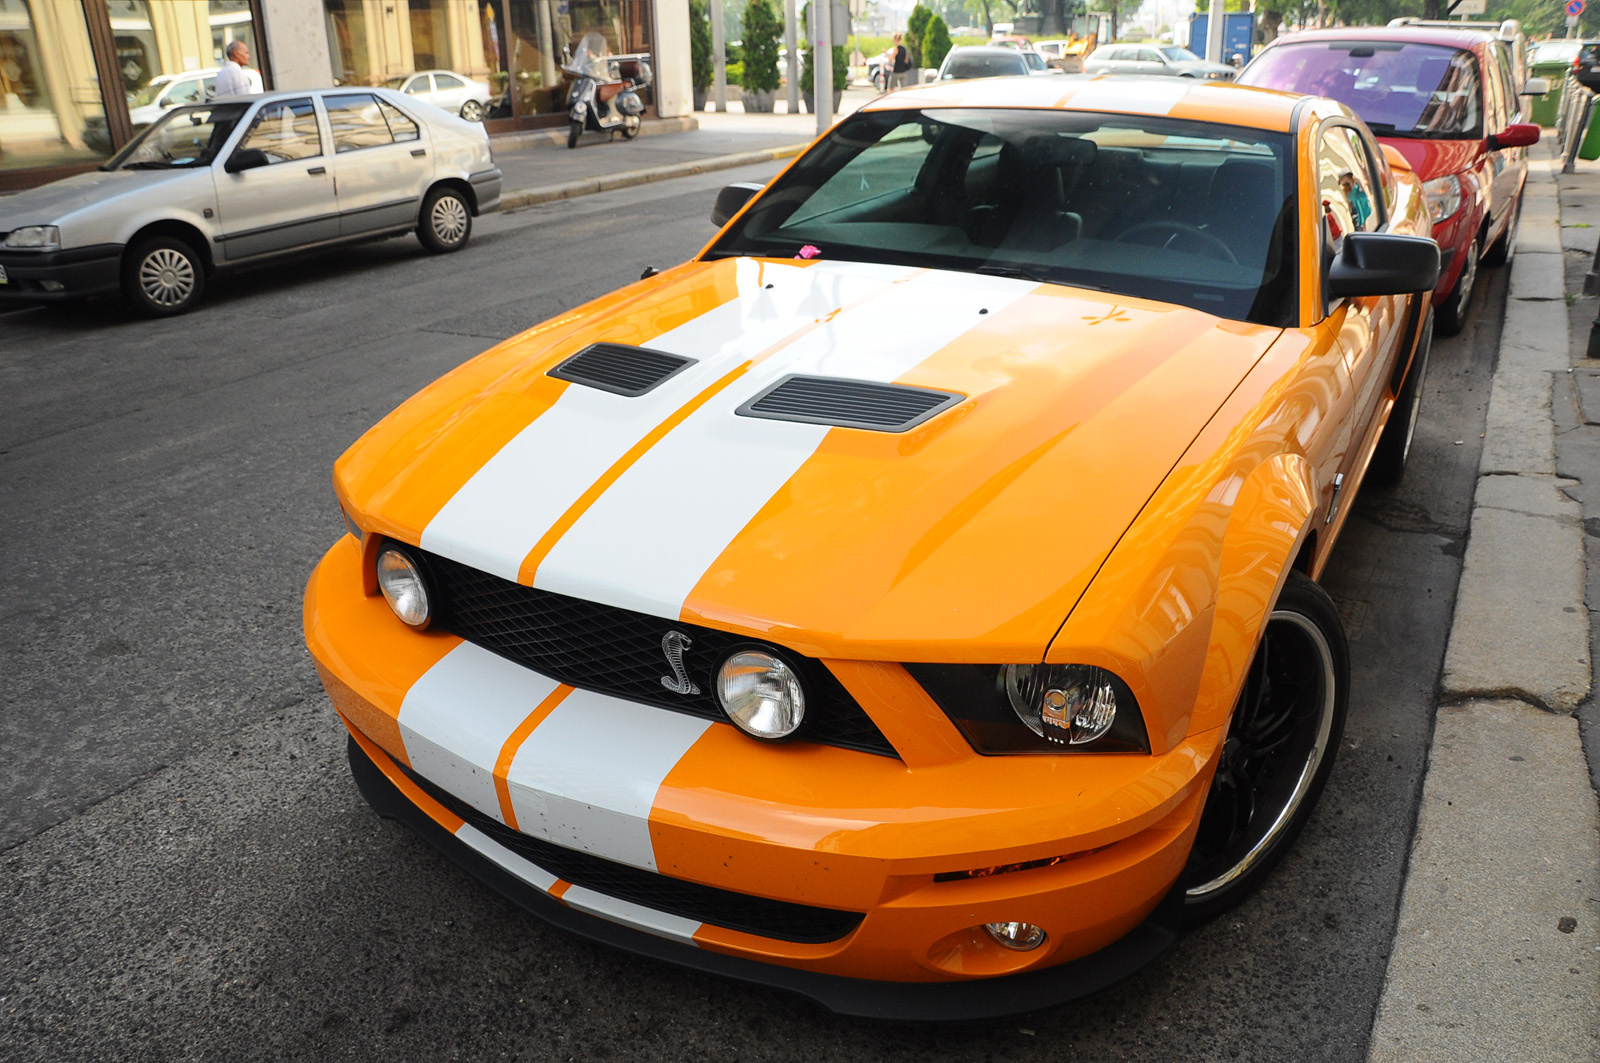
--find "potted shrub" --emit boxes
[690,0,713,110]
[905,3,932,75]
[739,0,781,112]
[922,13,952,74]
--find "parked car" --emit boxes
[932,45,1060,81]
[127,68,221,128]
[1033,37,1095,71]
[0,88,502,316]
[1239,26,1544,333]
[1083,43,1235,80]
[383,69,495,122]
[305,76,1439,1020]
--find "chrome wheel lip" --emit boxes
[1185,608,1338,900]
[137,247,196,308]
[430,196,469,244]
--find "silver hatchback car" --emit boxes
[0,87,502,316]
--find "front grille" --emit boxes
[422,550,898,758]
[548,343,695,397]
[402,761,865,944]
[737,375,964,432]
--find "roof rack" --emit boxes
[1386,16,1521,42]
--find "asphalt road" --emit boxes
[0,168,1505,1062]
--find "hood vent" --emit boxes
[549,343,696,397]
[737,375,964,433]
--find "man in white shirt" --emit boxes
[215,41,256,96]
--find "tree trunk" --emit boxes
[1260,9,1282,42]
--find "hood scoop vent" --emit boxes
[549,343,696,397]
[737,375,964,433]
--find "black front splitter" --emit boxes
[347,734,1185,1023]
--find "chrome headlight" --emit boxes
[375,544,431,628]
[905,662,1150,754]
[1422,175,1464,223]
[1005,663,1120,744]
[716,650,805,740]
[4,225,60,251]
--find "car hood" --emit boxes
[1376,136,1482,182]
[0,169,190,231]
[336,258,1281,660]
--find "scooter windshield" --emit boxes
[569,31,614,80]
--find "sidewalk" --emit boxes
[1367,137,1600,1061]
[488,86,876,208]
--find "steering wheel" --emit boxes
[1114,221,1237,264]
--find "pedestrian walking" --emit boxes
[886,33,911,90]
[215,41,259,96]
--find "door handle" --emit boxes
[307,165,326,175]
[411,148,426,157]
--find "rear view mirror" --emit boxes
[711,181,763,227]
[1488,123,1540,150]
[224,147,270,173]
[1327,232,1440,302]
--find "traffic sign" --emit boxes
[1567,0,1584,19]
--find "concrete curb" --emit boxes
[1368,145,1600,1062]
[497,143,808,211]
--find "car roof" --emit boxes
[1267,26,1495,51]
[946,46,1030,58]
[865,74,1315,133]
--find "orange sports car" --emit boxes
[304,76,1439,1019]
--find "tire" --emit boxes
[1184,571,1350,923]
[460,99,485,122]
[1482,195,1521,268]
[417,186,472,254]
[621,113,641,139]
[567,120,582,149]
[1368,310,1434,488]
[1435,237,1479,336]
[122,235,205,317]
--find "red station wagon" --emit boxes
[1240,26,1543,334]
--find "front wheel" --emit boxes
[620,113,641,139]
[1435,237,1479,336]
[460,99,485,122]
[417,186,472,253]
[567,120,582,149]
[1184,571,1350,922]
[122,236,205,317]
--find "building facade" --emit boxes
[0,0,688,190]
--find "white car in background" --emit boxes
[384,70,494,122]
[128,69,220,128]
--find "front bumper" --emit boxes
[306,535,1218,1012]
[0,243,122,302]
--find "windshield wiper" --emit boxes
[119,161,174,170]
[976,263,1054,284]
[1362,121,1399,134]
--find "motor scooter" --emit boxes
[562,31,652,148]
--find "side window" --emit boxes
[1339,128,1382,232]
[1318,125,1378,249]
[1140,49,1163,64]
[406,75,431,95]
[434,73,464,89]
[239,98,323,163]
[168,78,203,105]
[1496,46,1520,123]
[1482,46,1507,131]
[325,94,394,152]
[378,99,420,142]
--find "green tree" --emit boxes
[740,0,783,93]
[906,4,933,67]
[690,0,713,91]
[923,14,953,70]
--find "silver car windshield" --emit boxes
[108,103,251,170]
[708,108,1298,327]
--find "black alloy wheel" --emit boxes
[567,120,582,149]
[1184,571,1350,922]
[1369,310,1434,488]
[418,186,471,253]
[122,235,206,317]
[1435,237,1479,336]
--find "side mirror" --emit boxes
[159,97,176,109]
[225,147,270,174]
[711,181,763,227]
[1521,76,1551,96]
[1328,232,1440,301]
[1488,122,1540,151]
[924,69,939,83]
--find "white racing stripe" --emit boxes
[535,269,1036,620]
[420,260,912,581]
[503,687,711,871]
[560,886,703,945]
[398,641,561,822]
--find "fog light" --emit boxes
[983,921,1046,951]
[375,545,431,628]
[39,280,65,292]
[716,650,804,739]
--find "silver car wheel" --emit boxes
[138,248,196,308]
[431,195,469,244]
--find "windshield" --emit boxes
[128,79,172,108]
[1162,46,1200,62]
[107,103,250,170]
[944,53,1026,79]
[1240,41,1483,139]
[707,108,1297,326]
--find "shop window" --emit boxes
[110,1,261,133]
[0,0,112,170]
